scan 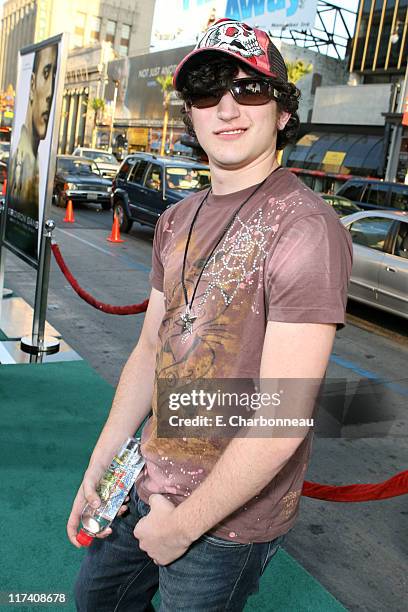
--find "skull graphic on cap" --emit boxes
[197,19,264,59]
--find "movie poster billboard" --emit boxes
[2,34,67,267]
[150,0,319,51]
[107,46,194,123]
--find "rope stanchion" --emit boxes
[51,241,407,503]
[51,242,149,315]
[302,470,408,502]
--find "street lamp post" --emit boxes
[108,80,119,152]
[385,61,408,182]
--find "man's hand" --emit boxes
[67,465,130,548]
[133,494,193,565]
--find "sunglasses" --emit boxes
[186,78,282,109]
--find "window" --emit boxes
[106,20,116,45]
[144,164,162,191]
[348,216,394,251]
[390,185,408,211]
[90,16,101,44]
[119,23,131,56]
[128,160,148,183]
[74,12,86,48]
[394,222,408,259]
[117,158,135,179]
[366,183,389,208]
[166,167,211,191]
[340,182,365,202]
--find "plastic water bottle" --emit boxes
[76,437,145,547]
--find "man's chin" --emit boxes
[209,153,256,170]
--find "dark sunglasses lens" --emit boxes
[233,80,272,105]
[190,92,223,108]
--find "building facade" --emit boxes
[0,0,155,91]
[286,0,408,187]
[350,0,407,82]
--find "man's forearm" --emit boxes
[88,339,156,469]
[172,435,305,541]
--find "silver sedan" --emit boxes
[341,210,408,319]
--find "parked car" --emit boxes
[320,194,362,217]
[341,210,408,319]
[0,141,10,162]
[336,178,408,212]
[72,147,120,179]
[111,153,211,232]
[53,155,112,210]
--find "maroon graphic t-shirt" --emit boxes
[136,167,353,543]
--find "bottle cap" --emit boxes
[76,529,94,547]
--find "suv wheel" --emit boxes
[101,200,111,211]
[55,187,66,208]
[113,201,132,233]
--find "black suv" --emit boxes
[111,153,211,232]
[336,178,408,212]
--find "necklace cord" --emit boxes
[181,172,271,312]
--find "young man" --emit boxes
[69,19,352,611]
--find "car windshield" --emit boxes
[58,158,100,175]
[324,196,361,216]
[165,167,210,191]
[83,151,118,164]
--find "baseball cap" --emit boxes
[173,18,288,91]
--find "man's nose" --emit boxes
[216,91,240,121]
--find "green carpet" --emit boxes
[0,361,345,612]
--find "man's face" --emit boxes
[189,67,290,171]
[31,46,58,140]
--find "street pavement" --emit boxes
[4,201,408,612]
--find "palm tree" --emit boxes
[156,74,173,156]
[286,60,313,84]
[276,60,313,164]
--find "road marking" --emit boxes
[346,313,407,346]
[330,353,408,397]
[55,228,150,272]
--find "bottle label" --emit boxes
[97,455,144,522]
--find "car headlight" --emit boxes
[66,182,78,190]
[107,186,112,193]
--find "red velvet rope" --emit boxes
[51,242,149,315]
[51,241,407,502]
[302,470,408,501]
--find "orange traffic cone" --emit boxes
[63,199,75,223]
[107,211,124,243]
[1,178,7,195]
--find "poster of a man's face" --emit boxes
[3,39,60,265]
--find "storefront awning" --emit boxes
[285,132,384,176]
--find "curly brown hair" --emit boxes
[176,54,301,150]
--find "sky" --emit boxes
[0,0,360,20]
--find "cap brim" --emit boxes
[173,48,278,91]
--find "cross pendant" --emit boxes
[181,307,197,335]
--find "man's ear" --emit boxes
[277,110,291,131]
[29,72,35,104]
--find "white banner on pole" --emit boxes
[150,0,318,51]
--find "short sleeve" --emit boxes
[149,213,166,292]
[264,213,353,330]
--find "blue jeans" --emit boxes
[75,485,286,611]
